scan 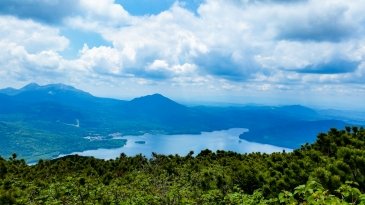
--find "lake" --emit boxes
[59,128,292,159]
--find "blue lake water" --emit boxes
[59,128,292,159]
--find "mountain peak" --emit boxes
[22,83,40,90]
[45,83,79,91]
[0,87,19,95]
[129,93,185,109]
[0,83,42,95]
[131,93,172,102]
[0,83,93,100]
[144,93,168,99]
[17,83,92,96]
[21,83,79,92]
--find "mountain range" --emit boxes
[0,83,362,162]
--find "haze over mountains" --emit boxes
[0,83,361,162]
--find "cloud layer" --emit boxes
[1,0,365,109]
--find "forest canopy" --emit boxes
[0,127,365,204]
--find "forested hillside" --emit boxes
[1,127,365,204]
[0,83,350,162]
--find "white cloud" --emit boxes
[80,0,129,22]
[78,44,123,75]
[1,0,365,108]
[75,0,365,84]
[0,16,70,83]
[65,0,131,31]
[0,16,69,53]
[147,60,169,71]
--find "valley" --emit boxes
[0,83,362,163]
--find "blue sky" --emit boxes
[0,0,364,110]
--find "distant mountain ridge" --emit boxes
[0,83,89,96]
[0,83,356,162]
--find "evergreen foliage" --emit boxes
[0,127,364,204]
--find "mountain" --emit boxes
[319,109,365,124]
[0,87,19,95]
[240,119,346,148]
[130,93,182,107]
[124,93,194,128]
[0,83,94,105]
[0,83,355,162]
[0,83,85,93]
[273,105,319,119]
[127,93,188,116]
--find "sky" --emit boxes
[0,0,365,110]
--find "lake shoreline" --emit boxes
[57,128,292,161]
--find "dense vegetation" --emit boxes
[1,127,365,204]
